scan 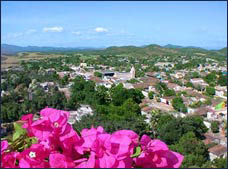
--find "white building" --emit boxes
[203,121,211,129]
[114,66,135,80]
[142,91,149,98]
[190,78,205,84]
[68,105,93,124]
[187,107,196,114]
[80,63,87,67]
[215,90,225,97]
[123,83,134,89]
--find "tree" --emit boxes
[95,85,109,105]
[189,101,202,108]
[191,71,200,78]
[60,75,69,86]
[127,88,144,104]
[206,86,215,96]
[110,83,129,106]
[204,71,217,84]
[1,81,8,91]
[170,132,209,168]
[70,76,96,105]
[150,112,175,137]
[73,112,151,138]
[149,110,161,136]
[211,121,219,133]
[181,154,207,168]
[157,118,183,144]
[204,98,212,105]
[164,89,176,96]
[212,157,227,168]
[217,75,227,86]
[148,91,155,99]
[121,98,141,118]
[94,71,102,78]
[186,82,193,88]
[172,97,187,113]
[157,116,208,145]
[181,116,208,139]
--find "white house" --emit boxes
[203,121,211,129]
[123,83,134,89]
[80,63,87,67]
[190,78,205,84]
[68,105,93,124]
[148,86,156,92]
[142,91,149,98]
[207,111,218,121]
[215,90,224,97]
[160,98,167,104]
[187,107,196,114]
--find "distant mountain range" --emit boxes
[1,43,227,56]
[1,44,103,55]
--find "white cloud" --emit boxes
[43,26,63,32]
[94,27,108,33]
[72,31,81,35]
[26,29,37,34]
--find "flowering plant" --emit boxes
[1,108,184,168]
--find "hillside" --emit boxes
[1,44,100,55]
[217,47,227,56]
[1,44,226,59]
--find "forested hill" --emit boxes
[1,44,227,59]
[80,44,227,60]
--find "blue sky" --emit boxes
[1,1,227,49]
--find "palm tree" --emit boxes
[149,109,161,138]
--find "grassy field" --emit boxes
[1,52,66,69]
[80,54,99,60]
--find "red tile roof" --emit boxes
[208,144,227,156]
[141,106,153,112]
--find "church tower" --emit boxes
[130,66,135,79]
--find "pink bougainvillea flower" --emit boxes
[90,133,117,168]
[134,135,184,168]
[105,133,133,160]
[21,114,34,128]
[96,152,117,168]
[74,151,96,168]
[80,126,105,151]
[39,135,61,154]
[21,114,34,137]
[1,152,19,168]
[77,128,117,168]
[49,153,75,168]
[18,144,49,168]
[1,140,8,153]
[29,108,70,141]
[59,124,82,158]
[40,108,70,120]
[112,130,139,155]
[30,117,53,141]
[40,108,69,135]
[112,130,139,145]
[1,107,185,168]
[91,131,134,168]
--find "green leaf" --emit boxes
[25,137,38,145]
[131,146,141,158]
[12,122,27,141]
